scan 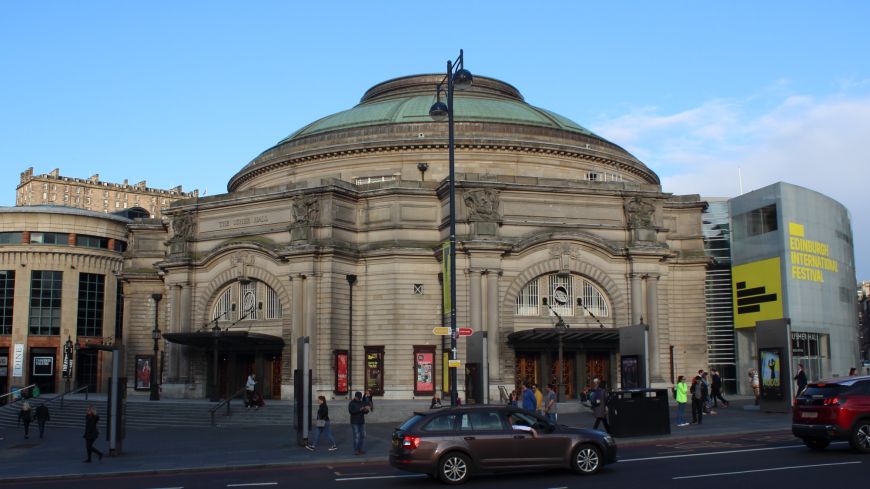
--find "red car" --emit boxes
[792,374,870,452]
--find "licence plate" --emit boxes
[801,411,818,419]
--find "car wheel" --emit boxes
[803,438,830,450]
[438,452,471,485]
[850,419,870,453]
[571,443,602,475]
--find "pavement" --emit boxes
[0,396,792,482]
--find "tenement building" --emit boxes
[4,74,711,401]
[17,167,198,219]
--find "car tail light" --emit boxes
[823,397,840,406]
[402,435,421,450]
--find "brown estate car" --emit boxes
[389,405,617,484]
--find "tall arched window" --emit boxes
[515,273,610,319]
[211,280,283,321]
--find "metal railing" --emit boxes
[209,386,247,426]
[1,384,90,409]
[0,384,37,405]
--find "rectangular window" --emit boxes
[29,271,63,336]
[586,172,600,181]
[77,273,105,337]
[515,280,539,316]
[354,175,397,185]
[113,240,128,252]
[0,270,14,335]
[733,204,778,239]
[76,235,109,249]
[30,232,69,245]
[0,232,23,244]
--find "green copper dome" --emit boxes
[277,74,600,143]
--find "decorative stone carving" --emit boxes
[231,252,255,282]
[624,197,657,242]
[167,211,196,258]
[464,189,500,222]
[289,195,319,242]
[549,243,579,275]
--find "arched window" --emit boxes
[515,273,610,319]
[211,280,283,321]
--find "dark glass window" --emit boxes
[30,232,69,245]
[421,414,459,432]
[733,204,778,240]
[0,232,23,244]
[0,270,14,335]
[114,280,124,340]
[29,271,63,336]
[76,235,109,249]
[77,273,105,337]
[113,240,128,252]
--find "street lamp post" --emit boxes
[429,49,472,407]
[346,274,357,397]
[150,293,162,401]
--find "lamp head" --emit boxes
[429,101,448,122]
[452,68,473,90]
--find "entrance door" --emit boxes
[76,349,98,393]
[515,353,539,388]
[465,363,480,404]
[585,352,610,388]
[549,354,575,399]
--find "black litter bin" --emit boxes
[607,388,670,437]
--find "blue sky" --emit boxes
[2,1,869,278]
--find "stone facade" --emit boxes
[17,167,198,218]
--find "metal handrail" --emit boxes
[209,386,247,426]
[55,385,91,408]
[0,384,37,404]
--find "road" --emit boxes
[3,431,865,488]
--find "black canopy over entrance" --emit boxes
[163,331,284,351]
[507,328,619,349]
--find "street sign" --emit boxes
[458,327,473,337]
[432,327,451,335]
[448,359,461,368]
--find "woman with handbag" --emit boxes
[306,396,337,452]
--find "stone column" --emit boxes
[469,270,483,335]
[630,273,643,324]
[179,283,192,381]
[304,274,318,381]
[645,274,661,382]
[485,271,500,387]
[167,284,181,381]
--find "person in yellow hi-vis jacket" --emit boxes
[674,376,688,426]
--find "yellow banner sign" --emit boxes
[448,359,461,368]
[732,257,783,328]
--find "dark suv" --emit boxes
[792,374,870,452]
[389,405,617,484]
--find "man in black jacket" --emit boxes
[348,391,369,455]
[35,403,50,438]
[710,368,729,408]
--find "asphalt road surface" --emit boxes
[4,431,866,489]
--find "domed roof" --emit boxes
[229,74,656,191]
[278,75,601,143]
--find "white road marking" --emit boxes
[620,440,849,463]
[335,474,428,482]
[147,487,183,489]
[226,484,278,488]
[673,461,862,479]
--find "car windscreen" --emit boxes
[801,385,844,398]
[398,414,426,431]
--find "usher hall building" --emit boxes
[3,73,716,402]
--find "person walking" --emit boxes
[794,363,808,396]
[348,391,370,455]
[590,379,610,433]
[83,406,103,462]
[17,401,33,439]
[675,376,689,426]
[690,375,707,424]
[245,373,257,409]
[521,383,537,412]
[710,368,729,408]
[35,403,50,439]
[544,384,558,423]
[533,384,544,416]
[306,396,338,452]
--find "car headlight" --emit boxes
[603,435,614,445]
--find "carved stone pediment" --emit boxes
[464,189,500,222]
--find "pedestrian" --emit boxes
[245,373,257,408]
[675,375,688,426]
[17,401,33,439]
[690,375,707,424]
[83,405,103,462]
[590,379,610,433]
[348,391,370,455]
[533,383,544,416]
[544,383,557,424]
[362,389,375,412]
[794,363,808,396]
[306,395,338,452]
[35,402,50,439]
[749,368,760,405]
[508,389,518,407]
[848,367,858,376]
[709,368,729,408]
[521,383,537,412]
[430,395,442,409]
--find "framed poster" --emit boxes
[620,355,640,389]
[364,346,384,396]
[759,348,783,400]
[135,355,153,391]
[413,346,436,395]
[32,356,54,376]
[334,350,348,394]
